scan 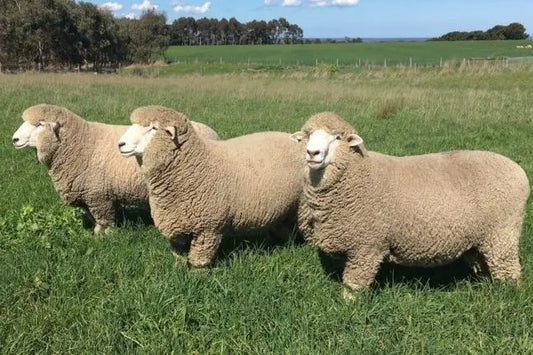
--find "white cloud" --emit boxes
[331,0,359,5]
[131,0,158,11]
[310,0,359,6]
[264,0,302,6]
[282,0,301,6]
[99,2,123,11]
[173,1,211,13]
[124,12,137,19]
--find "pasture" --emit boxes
[163,40,533,67]
[1,64,533,353]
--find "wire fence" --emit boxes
[161,55,533,69]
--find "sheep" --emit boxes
[12,104,219,234]
[290,112,530,298]
[118,106,303,267]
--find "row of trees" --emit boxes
[0,0,304,71]
[169,17,303,46]
[0,0,169,70]
[431,23,529,41]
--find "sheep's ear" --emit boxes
[177,123,189,145]
[165,125,189,147]
[164,126,177,140]
[347,133,367,157]
[347,133,363,147]
[49,122,60,141]
[289,131,305,142]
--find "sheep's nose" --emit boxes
[118,142,125,148]
[12,137,19,144]
[307,149,320,157]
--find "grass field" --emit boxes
[164,40,533,67]
[1,64,533,353]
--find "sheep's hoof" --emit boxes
[342,287,361,302]
[187,258,212,269]
[94,224,104,234]
[172,252,188,267]
[94,224,115,235]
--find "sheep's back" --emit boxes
[207,132,303,228]
[86,123,148,202]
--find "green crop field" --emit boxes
[1,64,533,353]
[164,40,533,66]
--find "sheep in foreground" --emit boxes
[12,104,219,234]
[118,106,303,267]
[290,112,530,298]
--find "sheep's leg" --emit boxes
[188,231,223,268]
[87,201,116,235]
[460,249,489,277]
[169,235,193,267]
[479,224,522,282]
[342,249,384,300]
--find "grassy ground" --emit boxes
[164,40,533,66]
[1,65,533,353]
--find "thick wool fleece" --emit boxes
[298,112,530,293]
[22,104,149,232]
[132,106,303,267]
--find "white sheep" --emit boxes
[118,106,303,267]
[12,104,218,233]
[291,112,530,298]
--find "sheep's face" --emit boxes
[12,121,49,149]
[118,124,157,157]
[290,129,363,170]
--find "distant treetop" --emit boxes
[430,23,529,41]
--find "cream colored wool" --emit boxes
[20,104,218,233]
[131,106,303,267]
[296,112,530,295]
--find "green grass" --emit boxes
[164,40,533,66]
[1,66,533,353]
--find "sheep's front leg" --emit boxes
[342,249,384,300]
[88,201,116,234]
[188,231,223,268]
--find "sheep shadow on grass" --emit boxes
[169,227,306,265]
[80,205,154,231]
[318,250,486,291]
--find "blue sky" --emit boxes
[91,0,533,38]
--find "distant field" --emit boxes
[164,40,533,67]
[1,66,533,352]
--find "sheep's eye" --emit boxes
[335,135,341,140]
[36,121,43,127]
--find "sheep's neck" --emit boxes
[147,134,210,199]
[48,122,92,202]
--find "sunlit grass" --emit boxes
[0,66,532,353]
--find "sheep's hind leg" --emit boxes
[342,249,384,301]
[188,231,223,268]
[479,223,522,283]
[170,235,193,267]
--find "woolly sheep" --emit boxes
[290,112,530,298]
[118,106,303,267]
[12,104,218,234]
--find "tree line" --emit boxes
[169,17,303,46]
[0,0,303,71]
[431,23,529,41]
